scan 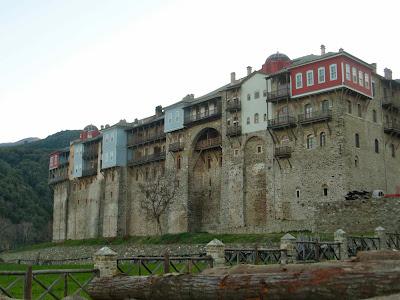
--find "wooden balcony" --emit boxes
[226,99,241,112]
[195,137,221,151]
[184,107,221,126]
[128,152,166,166]
[266,85,290,102]
[274,146,293,159]
[168,141,184,152]
[384,121,400,136]
[226,125,242,137]
[127,132,166,147]
[268,116,297,130]
[82,149,98,160]
[82,166,98,177]
[48,173,69,185]
[298,110,332,125]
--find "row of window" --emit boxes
[347,101,378,121]
[355,134,396,157]
[247,90,267,101]
[246,113,268,125]
[306,132,327,149]
[296,64,337,89]
[295,185,329,198]
[345,64,370,89]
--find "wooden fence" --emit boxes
[0,266,98,300]
[296,241,341,262]
[224,248,285,265]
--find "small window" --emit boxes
[372,110,377,122]
[254,91,260,99]
[322,100,329,112]
[257,145,262,153]
[355,155,359,167]
[263,90,267,97]
[320,132,326,147]
[355,133,360,148]
[364,73,370,89]
[177,155,181,170]
[306,134,315,149]
[264,113,267,121]
[347,100,352,114]
[329,64,337,80]
[254,113,259,124]
[345,64,351,80]
[234,149,239,156]
[306,70,314,86]
[358,70,364,86]
[247,94,251,101]
[391,144,396,158]
[246,117,250,125]
[357,104,362,117]
[296,73,303,89]
[227,119,231,126]
[352,67,357,83]
[296,189,300,198]
[304,104,313,119]
[374,139,379,153]
[322,185,328,196]
[318,67,325,83]
[207,156,212,169]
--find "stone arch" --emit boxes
[188,127,222,232]
[243,135,267,226]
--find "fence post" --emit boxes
[164,251,170,274]
[254,244,259,265]
[24,265,32,300]
[206,239,225,267]
[334,229,348,260]
[280,233,297,263]
[94,246,118,277]
[375,226,388,249]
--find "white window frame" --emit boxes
[329,64,337,81]
[364,73,370,89]
[358,70,364,86]
[306,70,314,86]
[318,67,325,83]
[352,67,357,83]
[295,73,303,89]
[345,64,351,80]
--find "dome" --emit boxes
[265,52,290,63]
[83,124,98,131]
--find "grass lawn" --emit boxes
[0,263,95,299]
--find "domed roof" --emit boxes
[265,52,290,63]
[83,124,98,131]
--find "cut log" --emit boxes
[87,252,400,300]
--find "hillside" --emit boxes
[0,137,41,148]
[0,130,80,251]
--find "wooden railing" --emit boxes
[184,107,221,125]
[347,236,380,257]
[226,125,242,137]
[268,116,296,129]
[387,233,400,249]
[298,110,332,124]
[168,141,184,152]
[274,146,292,159]
[226,100,241,111]
[0,267,98,300]
[224,248,285,265]
[266,85,290,102]
[127,132,166,147]
[384,121,400,135]
[295,241,341,262]
[128,152,166,166]
[194,137,221,151]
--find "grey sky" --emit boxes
[0,0,398,143]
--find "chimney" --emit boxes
[155,105,163,117]
[134,118,138,124]
[384,68,392,80]
[320,44,326,55]
[371,63,377,73]
[230,72,236,84]
[247,66,252,76]
[339,47,344,52]
[100,125,104,130]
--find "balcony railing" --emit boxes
[168,141,184,152]
[48,173,69,185]
[184,107,221,125]
[268,116,297,130]
[128,132,166,147]
[226,125,242,137]
[195,137,222,151]
[384,121,400,135]
[274,146,293,159]
[82,149,98,160]
[266,85,290,102]
[82,166,98,177]
[226,99,241,111]
[298,110,332,125]
[128,152,166,166]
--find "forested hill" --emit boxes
[0,130,80,250]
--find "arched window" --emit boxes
[347,100,352,114]
[320,132,326,147]
[207,156,212,169]
[374,139,379,153]
[322,100,330,112]
[177,155,181,170]
[372,110,377,122]
[247,117,250,124]
[304,103,313,119]
[355,133,360,148]
[254,113,259,124]
[391,144,396,158]
[355,155,359,167]
[264,113,267,121]
[277,106,288,121]
[306,134,315,149]
[322,184,328,196]
[357,103,362,117]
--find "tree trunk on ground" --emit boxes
[87,251,400,300]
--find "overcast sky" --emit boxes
[0,0,398,143]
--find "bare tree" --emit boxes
[138,172,178,235]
